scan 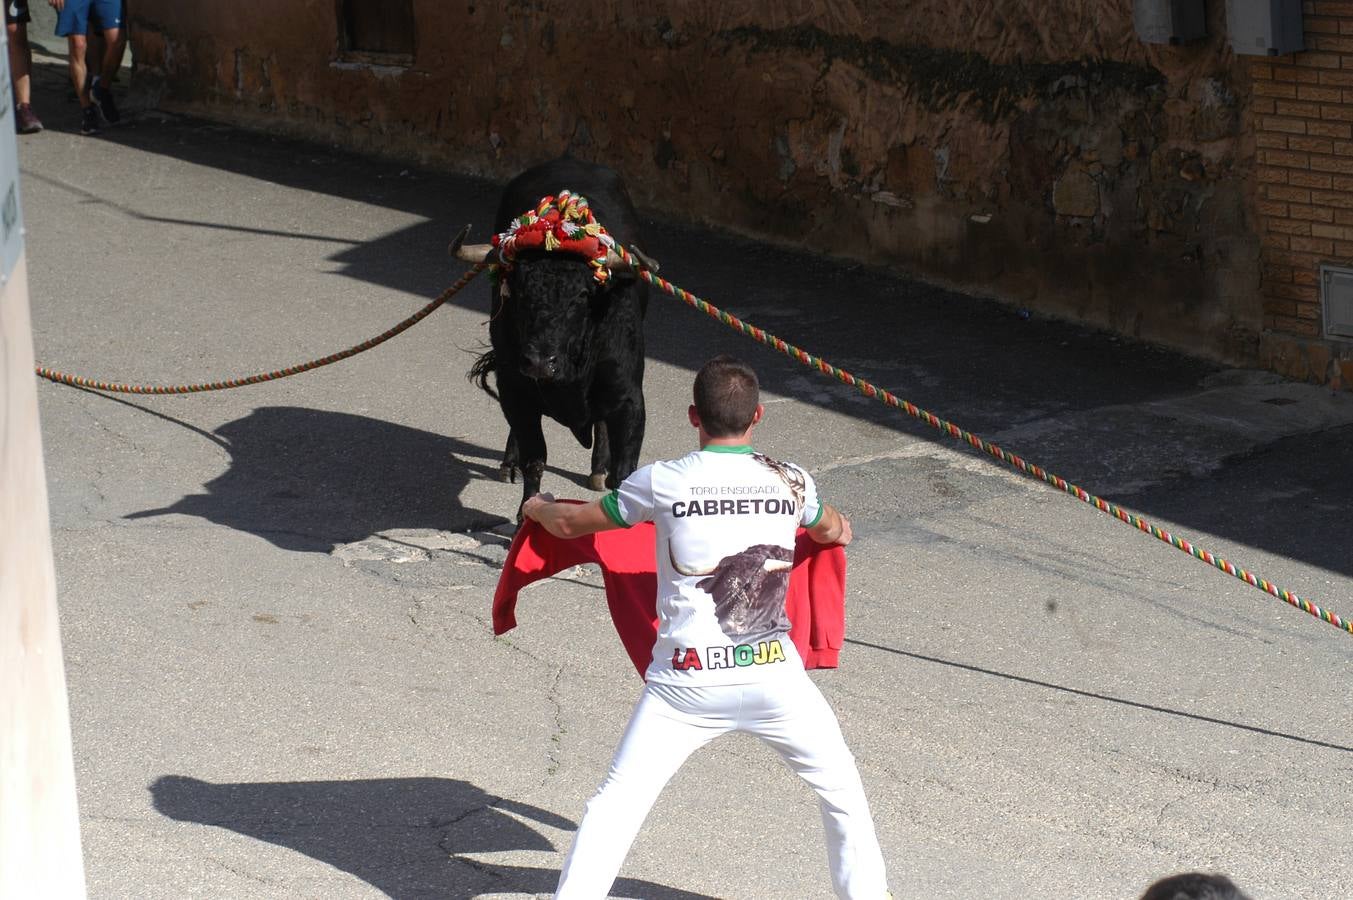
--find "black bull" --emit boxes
[456,157,655,513]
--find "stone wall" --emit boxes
[127,1,1266,368]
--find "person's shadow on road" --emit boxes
[126,406,514,551]
[151,775,715,899]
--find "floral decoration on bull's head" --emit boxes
[492,191,618,285]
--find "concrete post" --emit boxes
[0,26,89,899]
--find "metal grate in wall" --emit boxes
[1320,264,1353,339]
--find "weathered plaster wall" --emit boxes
[128,1,1261,365]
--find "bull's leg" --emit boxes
[588,421,610,492]
[504,410,547,517]
[604,397,645,490]
[499,430,520,483]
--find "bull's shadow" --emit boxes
[151,775,715,899]
[126,406,515,552]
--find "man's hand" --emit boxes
[49,0,65,12]
[521,493,622,539]
[834,512,853,546]
[520,492,556,522]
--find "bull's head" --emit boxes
[673,543,794,640]
[452,227,658,384]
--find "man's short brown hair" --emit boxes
[693,355,760,437]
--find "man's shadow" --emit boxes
[126,406,514,551]
[151,775,714,899]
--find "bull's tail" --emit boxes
[468,350,499,400]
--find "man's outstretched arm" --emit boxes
[521,494,623,539]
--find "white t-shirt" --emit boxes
[601,445,825,685]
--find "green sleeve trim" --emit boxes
[601,491,631,528]
[806,503,825,528]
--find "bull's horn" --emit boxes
[669,546,716,577]
[456,243,496,263]
[448,224,471,256]
[449,226,495,264]
[629,245,661,274]
[604,245,661,275]
[672,560,717,577]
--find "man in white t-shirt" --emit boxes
[523,355,891,900]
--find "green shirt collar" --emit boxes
[700,444,755,454]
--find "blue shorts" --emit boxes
[55,0,123,36]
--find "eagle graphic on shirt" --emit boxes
[753,452,806,510]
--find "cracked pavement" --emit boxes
[16,38,1353,900]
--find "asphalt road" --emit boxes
[16,40,1353,900]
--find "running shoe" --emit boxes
[80,104,100,136]
[15,103,42,134]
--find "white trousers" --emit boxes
[554,671,890,899]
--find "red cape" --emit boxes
[493,516,846,678]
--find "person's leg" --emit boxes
[6,5,32,106]
[86,27,103,89]
[89,0,123,81]
[555,684,732,899]
[97,25,123,82]
[87,0,121,122]
[66,33,88,104]
[8,10,41,133]
[4,20,19,97]
[69,31,102,134]
[89,25,121,122]
[745,674,890,899]
[56,0,93,109]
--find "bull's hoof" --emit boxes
[498,464,518,484]
[587,472,608,492]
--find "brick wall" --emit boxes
[1252,3,1353,387]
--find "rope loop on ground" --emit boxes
[34,262,490,394]
[612,246,1353,638]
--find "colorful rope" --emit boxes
[34,263,490,394]
[613,246,1353,638]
